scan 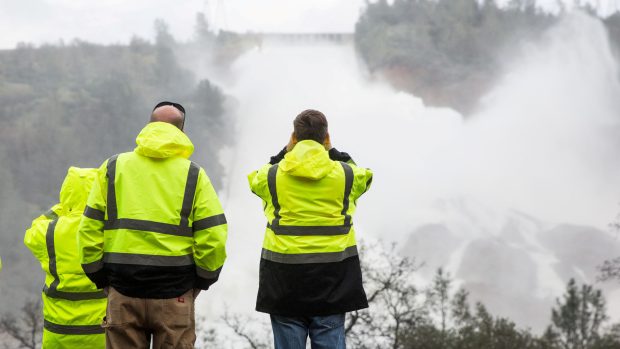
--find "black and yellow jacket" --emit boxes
[248,140,373,316]
[25,167,106,348]
[78,122,228,298]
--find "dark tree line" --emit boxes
[348,242,620,349]
[355,0,620,115]
[216,241,620,349]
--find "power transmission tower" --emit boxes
[203,0,227,33]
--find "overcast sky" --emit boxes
[0,0,617,49]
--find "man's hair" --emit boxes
[153,101,185,115]
[293,109,328,144]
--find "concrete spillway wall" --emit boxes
[256,32,354,44]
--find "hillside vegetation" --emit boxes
[355,0,620,114]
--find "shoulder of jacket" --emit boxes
[189,160,202,169]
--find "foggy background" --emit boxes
[1,0,620,347]
[2,0,619,49]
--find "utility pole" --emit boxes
[202,0,226,34]
[212,0,228,33]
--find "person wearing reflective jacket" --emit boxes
[24,167,106,349]
[248,109,373,349]
[78,101,228,349]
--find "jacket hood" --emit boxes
[134,122,194,159]
[280,140,336,180]
[59,167,97,215]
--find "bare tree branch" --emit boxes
[598,257,620,282]
[345,240,424,349]
[0,299,42,349]
[221,311,271,349]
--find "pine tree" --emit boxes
[426,268,452,336]
[548,279,608,349]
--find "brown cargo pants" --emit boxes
[103,287,196,349]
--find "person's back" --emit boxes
[79,102,228,348]
[84,131,209,297]
[24,167,106,349]
[248,109,373,349]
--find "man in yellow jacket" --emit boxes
[78,101,228,349]
[24,167,106,348]
[248,109,373,349]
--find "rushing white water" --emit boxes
[195,12,620,330]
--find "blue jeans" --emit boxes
[270,314,346,349]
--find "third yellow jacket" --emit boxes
[25,167,106,348]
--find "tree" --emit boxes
[220,312,272,349]
[354,0,566,114]
[0,13,247,319]
[425,268,452,336]
[154,18,175,48]
[215,241,427,349]
[207,242,620,349]
[598,257,620,282]
[0,300,42,349]
[194,12,215,45]
[547,279,608,349]
[598,214,620,282]
[195,314,221,348]
[346,241,425,349]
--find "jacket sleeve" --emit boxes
[192,168,228,290]
[350,165,373,202]
[269,146,288,165]
[23,206,58,269]
[77,160,108,288]
[248,164,271,202]
[329,147,355,165]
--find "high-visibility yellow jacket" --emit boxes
[248,140,373,316]
[24,167,106,349]
[78,121,227,298]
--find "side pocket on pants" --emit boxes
[105,287,130,326]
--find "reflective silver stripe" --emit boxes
[45,218,106,301]
[103,252,194,267]
[44,209,59,220]
[104,158,199,237]
[265,162,355,236]
[340,162,354,226]
[268,224,351,236]
[196,266,222,279]
[83,205,105,221]
[43,285,106,300]
[179,162,200,230]
[46,220,58,278]
[193,214,227,232]
[44,320,104,335]
[261,246,359,264]
[105,218,192,237]
[267,164,281,227]
[82,259,104,273]
[106,155,119,221]
[45,219,61,298]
